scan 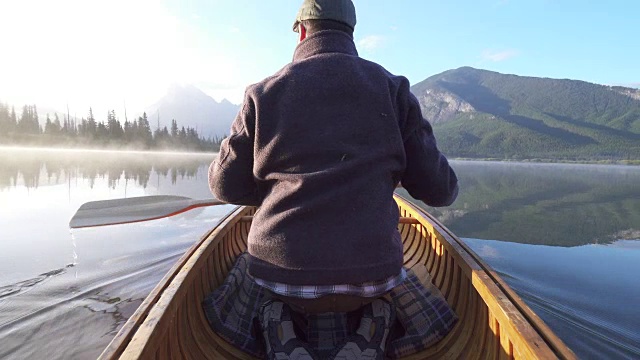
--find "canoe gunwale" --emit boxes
[395,195,576,360]
[97,205,242,360]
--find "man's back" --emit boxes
[209,2,458,357]
[210,29,457,287]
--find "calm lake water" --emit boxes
[0,147,638,359]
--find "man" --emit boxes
[209,0,457,347]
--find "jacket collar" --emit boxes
[293,30,358,62]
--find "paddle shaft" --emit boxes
[70,189,413,229]
[237,216,420,224]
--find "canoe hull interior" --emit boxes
[99,195,576,360]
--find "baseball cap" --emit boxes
[293,0,357,32]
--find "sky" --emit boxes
[0,0,638,119]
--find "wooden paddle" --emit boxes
[69,195,226,229]
[70,190,416,229]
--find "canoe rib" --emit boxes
[99,196,576,360]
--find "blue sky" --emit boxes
[171,0,640,97]
[0,0,638,114]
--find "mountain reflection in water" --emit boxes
[401,161,640,247]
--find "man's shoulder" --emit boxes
[243,64,293,99]
[367,60,410,86]
[244,56,411,100]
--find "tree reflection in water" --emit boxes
[0,147,213,190]
[399,161,640,247]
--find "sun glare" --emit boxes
[0,0,233,114]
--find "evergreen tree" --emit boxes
[0,103,10,137]
[18,105,30,133]
[53,114,62,134]
[18,105,40,134]
[61,114,75,136]
[62,116,69,135]
[138,112,152,146]
[86,108,97,138]
[170,119,178,138]
[33,106,39,133]
[123,120,132,142]
[106,110,123,140]
[96,121,108,140]
[10,106,17,129]
[131,117,139,140]
[153,126,161,141]
[44,114,55,135]
[77,117,87,137]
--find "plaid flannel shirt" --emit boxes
[203,253,458,359]
[252,268,407,299]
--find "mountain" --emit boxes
[411,67,640,160]
[145,84,240,139]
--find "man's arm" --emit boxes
[209,95,263,206]
[397,80,459,207]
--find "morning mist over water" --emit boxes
[0,147,638,359]
[2,147,638,248]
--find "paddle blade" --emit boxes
[69,195,225,229]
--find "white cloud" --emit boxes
[357,35,387,52]
[476,245,501,259]
[481,49,520,62]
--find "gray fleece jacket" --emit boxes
[209,30,458,285]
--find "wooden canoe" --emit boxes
[98,195,576,359]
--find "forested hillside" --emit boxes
[412,67,640,161]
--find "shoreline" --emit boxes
[0,145,218,157]
[1,145,638,166]
[451,157,640,166]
